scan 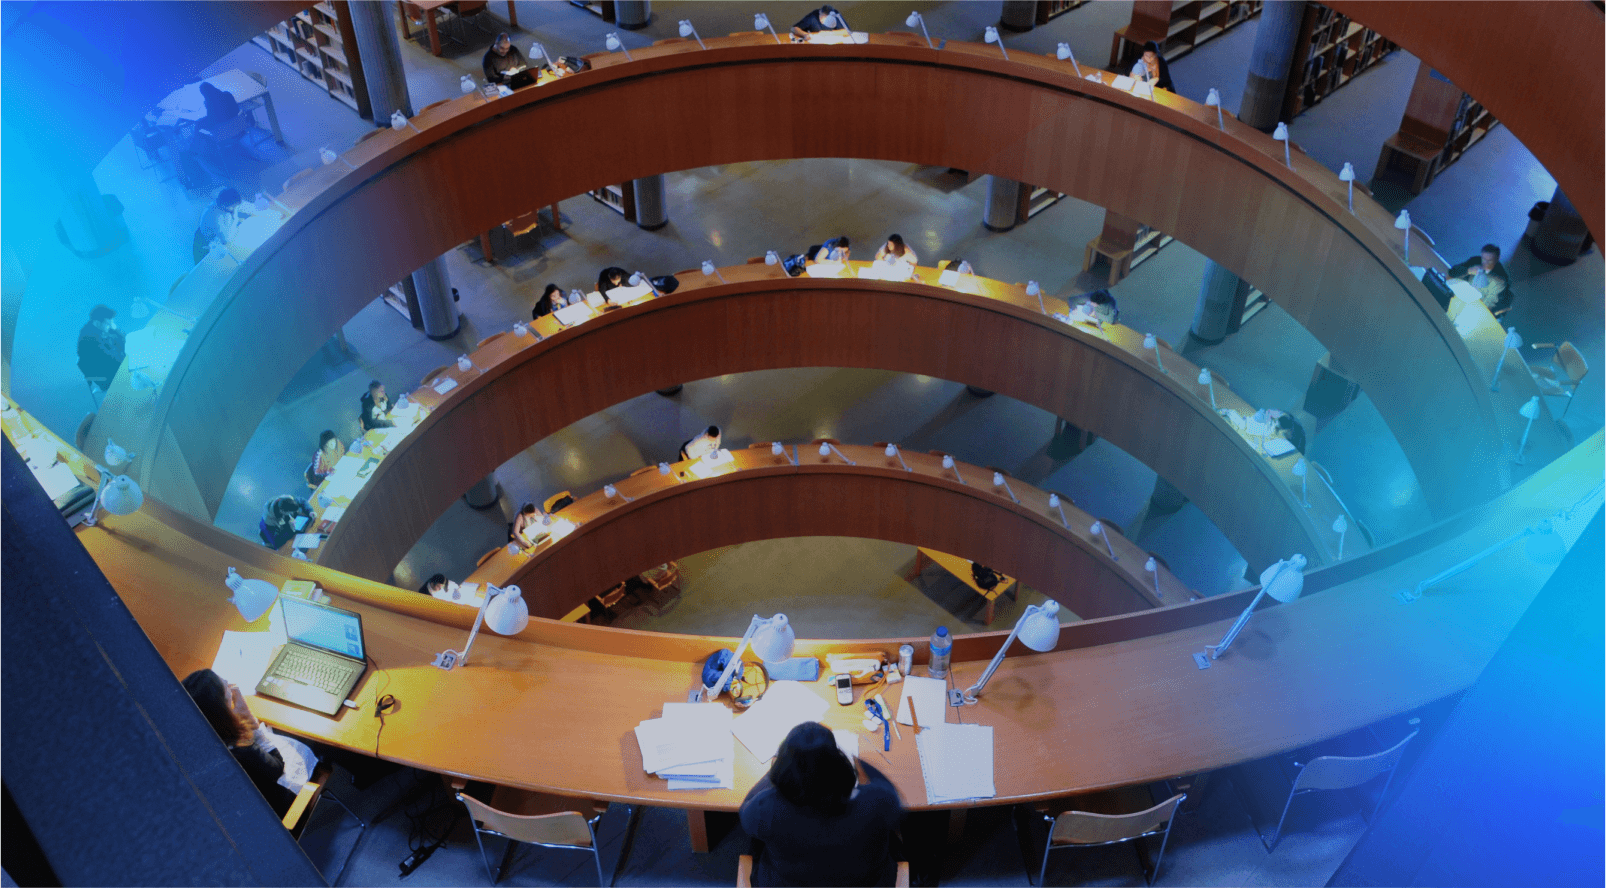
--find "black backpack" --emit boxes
[971,563,1001,590]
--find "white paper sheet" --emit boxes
[432,377,458,395]
[212,630,280,690]
[805,261,848,278]
[605,282,654,304]
[32,461,84,501]
[896,674,948,728]
[553,302,593,327]
[731,680,828,764]
[917,723,995,803]
[636,702,735,789]
[834,728,859,761]
[1110,75,1135,91]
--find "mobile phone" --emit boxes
[834,673,854,705]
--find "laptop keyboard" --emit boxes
[278,647,356,695]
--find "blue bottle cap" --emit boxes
[936,626,948,637]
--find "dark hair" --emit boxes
[519,501,537,515]
[318,430,338,449]
[1088,289,1114,306]
[90,304,117,322]
[426,572,447,589]
[770,721,854,814]
[1481,244,1501,257]
[886,234,905,255]
[834,236,851,249]
[1143,40,1162,57]
[705,425,720,437]
[217,187,241,208]
[368,379,384,393]
[1277,414,1307,453]
[542,283,562,302]
[181,668,245,746]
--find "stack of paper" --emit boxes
[916,723,996,804]
[553,303,593,327]
[805,261,848,278]
[731,680,829,764]
[212,629,281,690]
[896,675,948,728]
[634,702,735,789]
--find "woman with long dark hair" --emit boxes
[739,721,903,886]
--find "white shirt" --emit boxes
[685,435,720,460]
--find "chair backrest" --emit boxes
[812,437,841,445]
[1293,730,1418,793]
[476,331,507,350]
[1557,342,1588,384]
[476,546,501,567]
[629,465,657,477]
[282,167,315,194]
[746,256,767,264]
[457,793,593,847]
[1050,793,1185,846]
[205,113,252,142]
[419,98,452,114]
[356,128,387,145]
[420,364,451,386]
[748,441,776,449]
[543,490,574,513]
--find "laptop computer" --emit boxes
[256,597,367,716]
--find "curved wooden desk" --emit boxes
[458,443,1194,622]
[312,263,1363,583]
[72,429,1601,832]
[90,33,1509,535]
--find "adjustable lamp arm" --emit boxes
[958,610,1030,703]
[702,615,761,702]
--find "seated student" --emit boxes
[261,494,314,549]
[597,266,630,297]
[1076,288,1120,325]
[194,187,249,263]
[197,81,241,133]
[874,234,919,267]
[679,425,722,461]
[532,283,565,319]
[78,304,126,395]
[739,721,903,887]
[182,669,316,818]
[482,32,528,85]
[510,501,544,543]
[1271,411,1307,454]
[306,430,345,489]
[791,4,850,41]
[1130,40,1174,91]
[1447,243,1513,312]
[418,572,448,596]
[359,380,395,431]
[811,236,851,264]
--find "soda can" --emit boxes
[898,644,914,676]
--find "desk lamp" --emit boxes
[678,19,707,49]
[771,441,798,465]
[224,567,278,623]
[764,250,781,268]
[103,439,135,470]
[983,26,1010,61]
[604,32,633,60]
[700,614,794,702]
[1143,333,1166,374]
[1473,267,1490,289]
[941,454,966,484]
[1025,280,1045,313]
[884,443,911,471]
[433,584,529,670]
[1338,162,1356,211]
[629,271,661,297]
[1394,210,1412,264]
[701,260,727,283]
[1272,122,1291,169]
[1205,88,1224,130]
[818,441,856,465]
[513,321,529,337]
[390,110,421,133]
[1197,367,1217,409]
[460,74,477,96]
[1047,493,1070,529]
[1332,514,1348,559]
[319,147,357,169]
[81,471,143,527]
[568,288,586,306]
[992,471,1019,504]
[1144,557,1162,599]
[1090,521,1117,560]
[754,13,782,44]
[1514,396,1541,464]
[906,11,934,49]
[602,483,635,503]
[1491,327,1522,391]
[1055,43,1082,76]
[1292,457,1310,507]
[1397,518,1569,604]
[658,461,672,475]
[456,354,480,373]
[950,600,1060,705]
[1195,554,1305,668]
[530,42,557,71]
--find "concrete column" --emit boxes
[999,1,1037,32]
[615,1,651,29]
[347,0,414,122]
[1532,187,1590,266]
[982,176,1021,231]
[632,174,668,230]
[1238,0,1305,132]
[1190,259,1251,344]
[464,473,499,509]
[411,256,460,340]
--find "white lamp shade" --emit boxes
[679,19,694,36]
[1519,396,1541,420]
[390,110,408,130]
[604,484,618,498]
[992,472,1005,486]
[460,74,475,93]
[1473,269,1489,287]
[514,322,528,336]
[819,442,832,457]
[753,13,769,30]
[1292,457,1307,477]
[823,11,840,27]
[750,614,795,661]
[1048,494,1060,508]
[225,569,277,623]
[1056,42,1071,60]
[771,441,785,456]
[1017,601,1061,651]
[1332,515,1348,533]
[1197,368,1211,386]
[1504,327,1522,349]
[457,354,473,370]
[1025,281,1040,296]
[1259,554,1306,603]
[1338,162,1356,181]
[531,42,545,58]
[907,11,921,27]
[1143,333,1157,350]
[1272,122,1289,141]
[605,33,623,50]
[1090,520,1103,535]
[1144,556,1157,573]
[765,250,780,265]
[658,462,671,474]
[1205,87,1221,107]
[629,271,646,286]
[130,300,151,319]
[984,26,1000,43]
[1394,210,1411,230]
[104,439,133,468]
[941,455,955,469]
[701,260,717,276]
[885,444,898,457]
[484,586,530,635]
[568,289,585,305]
[319,147,338,165]
[101,476,144,515]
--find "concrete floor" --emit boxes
[6,1,1602,885]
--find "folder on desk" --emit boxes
[553,303,592,327]
[1111,75,1135,91]
[896,674,948,727]
[805,261,847,278]
[917,723,995,804]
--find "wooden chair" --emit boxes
[282,167,315,194]
[629,465,658,477]
[356,127,387,145]
[477,331,508,350]
[418,98,453,114]
[420,365,451,386]
[748,440,776,449]
[1019,789,1185,886]
[74,413,96,453]
[738,856,909,887]
[746,256,768,264]
[1527,342,1589,419]
[456,790,614,885]
[811,437,841,445]
[283,761,367,885]
[476,546,502,567]
[636,562,682,615]
[1253,726,1418,851]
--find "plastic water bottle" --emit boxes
[928,626,951,679]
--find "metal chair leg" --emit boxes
[470,825,499,884]
[611,804,641,886]
[1263,788,1299,852]
[319,791,367,886]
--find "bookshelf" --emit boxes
[1373,64,1499,194]
[1280,3,1395,121]
[1109,0,1262,71]
[1035,0,1090,25]
[1083,210,1174,286]
[251,2,369,117]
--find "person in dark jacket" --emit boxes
[197,81,240,132]
[262,494,314,549]
[532,283,565,319]
[1447,243,1514,312]
[77,304,126,393]
[482,32,529,84]
[181,669,300,817]
[739,721,904,886]
[360,379,395,431]
[792,4,850,40]
[597,266,629,296]
[1130,40,1174,92]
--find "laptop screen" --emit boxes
[281,596,364,660]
